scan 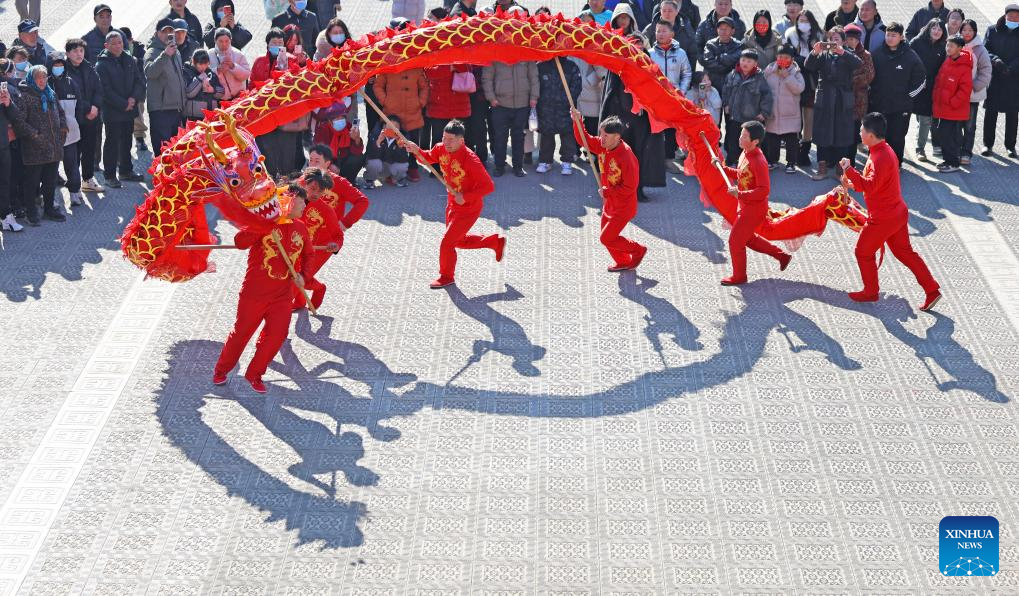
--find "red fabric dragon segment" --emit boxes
[121,12,870,282]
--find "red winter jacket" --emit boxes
[425,65,472,119]
[933,49,974,121]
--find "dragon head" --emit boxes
[197,111,282,231]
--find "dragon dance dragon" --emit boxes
[120,11,869,282]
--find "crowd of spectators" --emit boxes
[2,0,1017,232]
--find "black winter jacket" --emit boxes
[869,43,927,114]
[984,18,1019,113]
[95,49,145,123]
[66,59,103,123]
[906,2,951,40]
[203,0,253,49]
[908,35,946,117]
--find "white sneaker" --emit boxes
[70,192,83,206]
[1,213,24,232]
[560,162,572,175]
[81,178,104,192]
[535,162,551,173]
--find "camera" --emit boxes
[698,83,707,90]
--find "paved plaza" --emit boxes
[1,0,1018,594]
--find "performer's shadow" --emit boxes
[443,284,547,379]
[616,273,704,360]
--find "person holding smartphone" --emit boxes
[804,25,861,180]
[203,1,253,50]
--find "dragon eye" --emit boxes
[229,179,241,187]
[253,164,264,175]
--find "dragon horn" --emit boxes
[204,122,228,165]
[217,109,248,151]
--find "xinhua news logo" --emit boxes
[939,516,999,577]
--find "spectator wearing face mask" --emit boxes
[204,0,253,49]
[743,10,781,68]
[7,47,31,80]
[982,4,1019,159]
[183,49,225,122]
[763,46,804,172]
[48,52,85,211]
[251,28,298,84]
[315,17,352,61]
[209,29,250,101]
[311,99,365,184]
[272,0,321,52]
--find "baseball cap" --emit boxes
[18,19,39,34]
[156,17,175,31]
[93,4,112,16]
[740,48,759,61]
[172,18,189,31]
[716,16,736,28]
[1007,3,1019,13]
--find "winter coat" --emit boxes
[687,84,721,124]
[571,58,606,118]
[806,49,861,148]
[785,26,822,107]
[250,50,301,84]
[271,7,320,51]
[425,65,472,120]
[763,61,804,134]
[95,49,145,123]
[609,3,641,38]
[50,72,83,146]
[854,16,887,54]
[966,37,992,103]
[695,8,746,53]
[742,30,782,67]
[984,18,1019,113]
[775,15,795,38]
[600,71,665,188]
[824,6,859,31]
[374,69,429,131]
[208,45,250,100]
[311,96,359,154]
[8,79,66,165]
[641,15,697,65]
[143,35,187,113]
[481,61,539,109]
[699,36,744,91]
[933,49,974,121]
[722,67,772,123]
[608,0,657,32]
[869,43,927,114]
[163,7,204,45]
[310,0,341,31]
[449,0,477,18]
[365,123,410,164]
[0,81,19,150]
[536,59,580,133]
[908,34,945,117]
[906,2,951,40]
[183,64,225,120]
[314,28,348,61]
[66,59,102,122]
[203,0,253,49]
[650,39,692,93]
[849,44,875,120]
[10,39,48,66]
[82,27,120,65]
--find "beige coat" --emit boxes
[763,61,805,135]
[209,46,250,101]
[481,61,539,109]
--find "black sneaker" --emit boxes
[513,167,526,177]
[938,163,961,173]
[1009,149,1018,159]
[493,166,505,177]
[135,138,149,152]
[43,209,66,222]
[981,148,994,157]
[105,176,122,189]
[27,209,41,227]
[121,172,144,182]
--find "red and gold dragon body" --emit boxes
[121,12,867,282]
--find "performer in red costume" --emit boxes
[294,168,343,310]
[840,113,941,310]
[712,121,792,285]
[213,185,314,393]
[307,145,371,241]
[571,109,648,272]
[401,119,506,289]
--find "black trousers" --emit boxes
[937,118,963,167]
[24,162,59,216]
[490,106,529,169]
[103,120,134,178]
[583,116,599,137]
[78,118,98,181]
[723,117,743,166]
[259,129,300,177]
[983,110,1018,152]
[63,142,81,194]
[962,102,979,158]
[424,117,451,148]
[882,111,910,163]
[466,106,489,162]
[764,132,799,166]
[538,128,577,164]
[149,110,182,156]
[337,153,366,186]
[0,146,12,217]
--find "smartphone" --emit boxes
[222,5,232,16]
[0,82,7,94]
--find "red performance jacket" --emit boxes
[300,200,342,248]
[320,171,370,231]
[722,147,770,205]
[933,49,974,121]
[573,120,638,217]
[418,143,495,210]
[235,219,313,301]
[844,141,907,224]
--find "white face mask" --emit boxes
[797,22,811,33]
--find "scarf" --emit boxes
[37,84,57,113]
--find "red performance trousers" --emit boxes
[600,211,643,267]
[292,252,329,309]
[215,293,292,379]
[729,200,785,279]
[855,217,939,295]
[440,204,499,279]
